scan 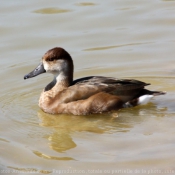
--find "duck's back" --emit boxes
[71,76,149,102]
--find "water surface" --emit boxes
[0,0,175,174]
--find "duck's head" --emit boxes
[24,47,74,83]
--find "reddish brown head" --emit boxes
[24,47,74,84]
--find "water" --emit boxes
[0,0,175,174]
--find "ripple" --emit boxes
[8,167,38,173]
[8,166,52,174]
[0,90,40,137]
[76,2,96,6]
[33,150,75,161]
[118,7,136,11]
[83,42,154,51]
[33,8,71,14]
[0,137,9,143]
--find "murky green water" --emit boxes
[0,0,175,174]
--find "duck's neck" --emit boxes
[55,72,73,89]
[44,72,73,92]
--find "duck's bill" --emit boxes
[24,62,46,79]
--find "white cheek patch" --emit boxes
[138,95,153,105]
[43,62,49,72]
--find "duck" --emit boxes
[24,47,165,115]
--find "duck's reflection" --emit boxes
[37,103,167,153]
[47,132,76,153]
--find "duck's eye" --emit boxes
[47,57,55,62]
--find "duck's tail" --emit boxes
[123,89,166,108]
[150,90,166,96]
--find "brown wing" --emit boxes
[73,76,149,90]
[56,76,150,104]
